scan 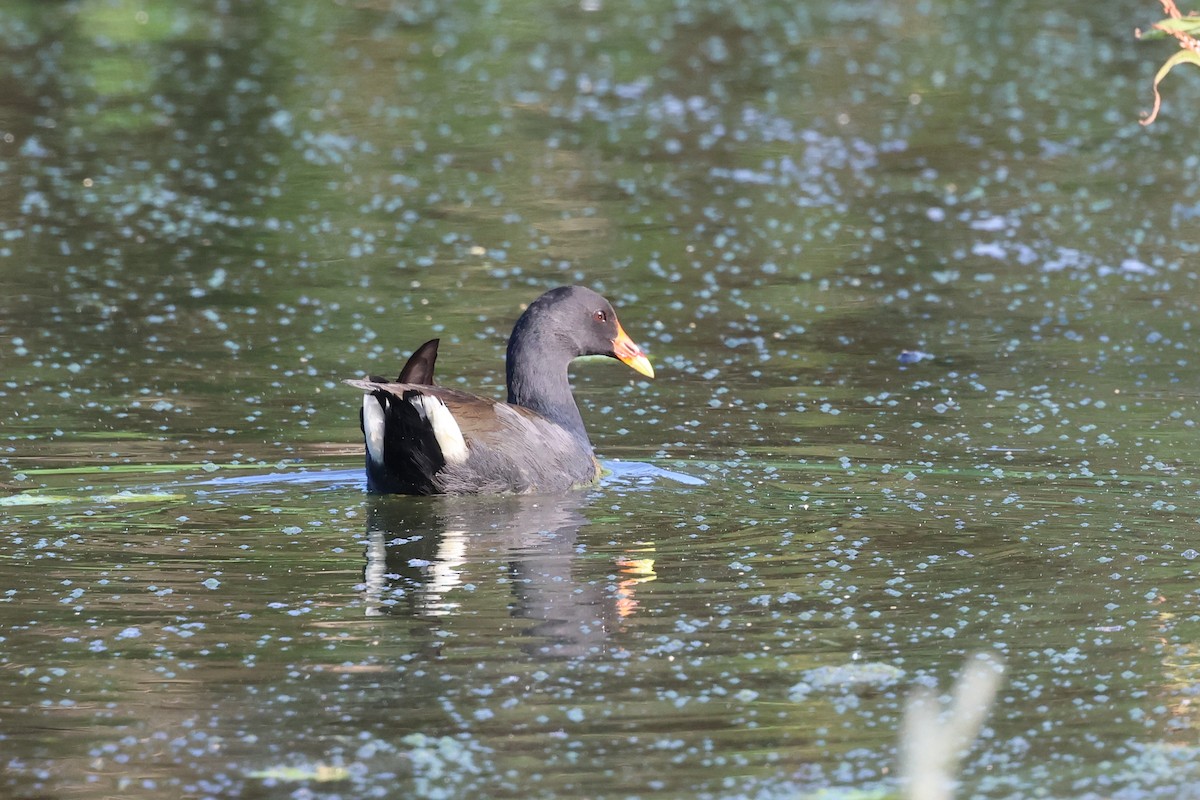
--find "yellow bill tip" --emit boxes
[622,353,654,379]
[613,322,654,379]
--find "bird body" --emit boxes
[346,286,653,495]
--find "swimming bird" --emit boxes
[346,286,654,494]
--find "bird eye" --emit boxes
[593,309,608,323]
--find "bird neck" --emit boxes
[506,337,590,444]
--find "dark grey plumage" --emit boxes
[347,286,653,495]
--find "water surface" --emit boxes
[3,1,1200,798]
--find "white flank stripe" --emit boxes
[362,395,386,467]
[410,394,468,464]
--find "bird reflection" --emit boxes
[361,493,653,658]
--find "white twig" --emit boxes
[900,653,1005,800]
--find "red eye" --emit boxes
[593,310,608,323]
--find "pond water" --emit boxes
[4,1,1200,798]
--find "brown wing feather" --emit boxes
[396,339,439,384]
[345,381,599,493]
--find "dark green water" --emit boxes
[4,1,1200,798]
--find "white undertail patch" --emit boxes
[363,395,387,467]
[410,394,469,464]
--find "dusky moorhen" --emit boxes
[345,285,654,494]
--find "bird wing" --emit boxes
[345,381,596,493]
[396,339,439,384]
